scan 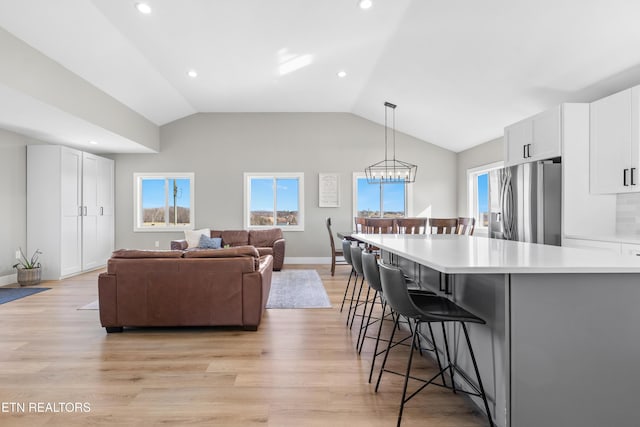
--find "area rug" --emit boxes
[266,269,331,309]
[0,287,50,305]
[78,300,99,310]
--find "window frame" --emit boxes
[243,172,305,231]
[352,172,412,219]
[466,161,503,236]
[133,172,195,232]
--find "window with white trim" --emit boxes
[134,173,195,232]
[467,162,503,234]
[244,173,304,231]
[352,173,409,219]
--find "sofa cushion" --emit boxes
[112,249,184,259]
[220,230,249,247]
[183,245,259,259]
[185,228,211,248]
[249,228,283,247]
[256,247,273,257]
[199,235,222,249]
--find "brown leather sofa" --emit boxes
[98,247,273,333]
[170,228,285,271]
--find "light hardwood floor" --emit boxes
[0,265,485,426]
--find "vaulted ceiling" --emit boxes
[1,0,640,153]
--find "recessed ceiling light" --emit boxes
[359,0,373,10]
[135,2,152,14]
[337,71,347,78]
[88,140,98,145]
[187,70,198,78]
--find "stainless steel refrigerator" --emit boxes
[488,159,562,246]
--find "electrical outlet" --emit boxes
[154,241,160,248]
[15,250,21,259]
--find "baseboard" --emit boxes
[0,273,17,287]
[284,257,331,264]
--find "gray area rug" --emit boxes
[266,269,331,309]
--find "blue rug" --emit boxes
[0,287,50,304]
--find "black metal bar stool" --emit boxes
[376,262,493,427]
[360,250,441,384]
[339,239,355,314]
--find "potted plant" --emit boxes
[13,248,42,286]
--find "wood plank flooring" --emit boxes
[0,265,485,426]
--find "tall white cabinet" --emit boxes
[27,145,114,280]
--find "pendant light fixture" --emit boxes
[365,102,418,184]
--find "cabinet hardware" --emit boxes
[624,168,630,186]
[78,206,82,216]
[84,206,87,216]
[100,207,104,216]
[527,144,531,158]
[523,144,526,159]
[632,168,637,186]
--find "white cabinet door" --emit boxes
[530,106,561,161]
[96,157,114,263]
[505,106,561,167]
[590,88,634,194]
[60,148,82,276]
[81,153,100,270]
[504,119,532,167]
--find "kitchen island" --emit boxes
[353,233,640,427]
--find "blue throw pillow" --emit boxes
[199,235,222,249]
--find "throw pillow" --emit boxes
[184,228,211,248]
[199,235,222,249]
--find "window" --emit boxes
[353,173,408,218]
[244,173,304,231]
[467,162,502,234]
[134,173,194,232]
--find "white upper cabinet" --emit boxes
[589,87,639,194]
[505,105,561,167]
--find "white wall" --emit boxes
[0,129,30,283]
[456,137,503,217]
[111,113,458,258]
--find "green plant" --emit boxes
[13,248,42,270]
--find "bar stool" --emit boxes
[339,239,355,313]
[360,250,439,383]
[376,262,493,427]
[347,244,369,331]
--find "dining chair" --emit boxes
[364,218,395,234]
[427,218,458,234]
[395,218,427,234]
[325,218,346,276]
[456,217,476,235]
[354,216,367,233]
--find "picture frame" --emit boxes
[319,173,340,207]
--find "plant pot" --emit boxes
[16,267,41,286]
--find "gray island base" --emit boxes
[353,233,640,427]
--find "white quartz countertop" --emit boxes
[352,234,640,274]
[565,233,640,246]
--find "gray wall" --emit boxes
[112,113,458,258]
[0,129,29,279]
[456,137,503,217]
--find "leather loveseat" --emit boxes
[98,247,272,332]
[170,228,285,271]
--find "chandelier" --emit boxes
[365,102,418,184]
